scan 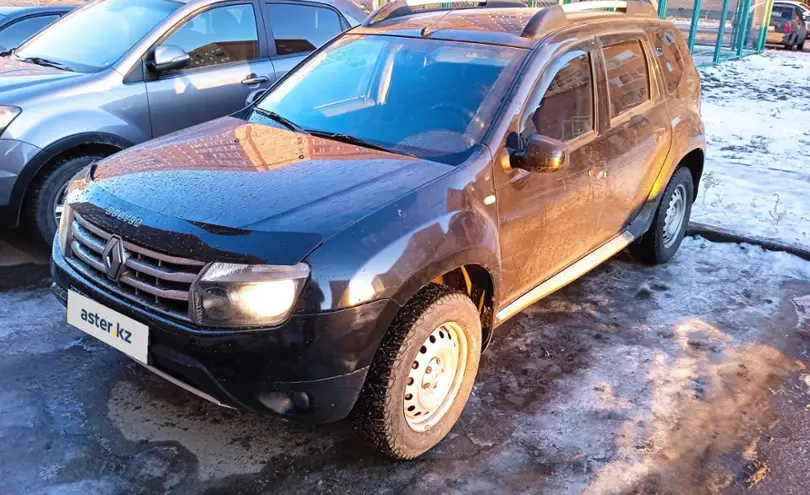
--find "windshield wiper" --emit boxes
[305,129,415,158]
[253,108,308,135]
[23,57,73,72]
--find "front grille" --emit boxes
[65,214,206,321]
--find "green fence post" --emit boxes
[657,0,668,19]
[713,0,732,63]
[687,0,702,53]
[756,0,776,51]
[735,0,753,56]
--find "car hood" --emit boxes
[0,56,85,97]
[92,117,454,242]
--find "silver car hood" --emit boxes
[0,56,87,101]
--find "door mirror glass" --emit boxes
[245,88,268,107]
[512,134,567,173]
[150,45,190,73]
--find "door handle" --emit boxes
[241,75,269,85]
[652,129,667,142]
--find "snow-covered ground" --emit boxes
[694,50,810,248]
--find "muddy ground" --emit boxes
[1,231,809,494]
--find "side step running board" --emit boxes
[495,231,635,322]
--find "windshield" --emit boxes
[254,35,526,165]
[15,0,180,73]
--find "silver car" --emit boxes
[0,0,365,242]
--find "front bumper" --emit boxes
[52,245,399,424]
[0,139,42,227]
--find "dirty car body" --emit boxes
[52,1,705,458]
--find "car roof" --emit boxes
[353,7,662,49]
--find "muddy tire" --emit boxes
[631,167,694,265]
[25,154,104,245]
[352,284,481,460]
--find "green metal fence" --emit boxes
[658,0,774,65]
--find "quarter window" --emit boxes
[524,52,593,143]
[162,4,259,71]
[603,40,650,117]
[266,3,342,57]
[650,30,684,94]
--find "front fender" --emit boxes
[302,156,501,315]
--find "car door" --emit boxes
[145,1,276,137]
[263,1,347,79]
[0,13,61,53]
[597,36,672,235]
[496,42,614,304]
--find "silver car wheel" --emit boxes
[404,321,468,432]
[662,183,687,248]
[52,181,69,225]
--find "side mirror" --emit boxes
[149,45,190,73]
[246,88,268,107]
[511,134,567,173]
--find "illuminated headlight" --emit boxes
[190,263,310,328]
[0,106,21,136]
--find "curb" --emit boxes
[687,222,810,262]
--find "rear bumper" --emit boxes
[51,245,399,424]
[766,32,790,45]
[0,139,41,227]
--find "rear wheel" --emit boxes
[798,40,805,50]
[353,284,482,460]
[25,154,105,245]
[631,167,694,265]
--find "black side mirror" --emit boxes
[511,134,567,173]
[148,45,191,73]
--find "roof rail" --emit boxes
[521,1,658,39]
[363,0,526,27]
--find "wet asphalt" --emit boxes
[1,227,809,494]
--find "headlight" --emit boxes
[190,262,310,328]
[0,106,21,135]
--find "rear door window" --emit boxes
[266,3,342,57]
[603,40,650,118]
[649,29,684,94]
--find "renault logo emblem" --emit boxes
[102,236,127,282]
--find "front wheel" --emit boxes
[25,154,105,245]
[631,167,694,265]
[353,284,482,460]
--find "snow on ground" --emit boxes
[2,237,809,494]
[694,50,810,248]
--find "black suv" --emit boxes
[52,0,705,459]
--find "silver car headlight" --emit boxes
[0,106,21,135]
[190,262,310,328]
